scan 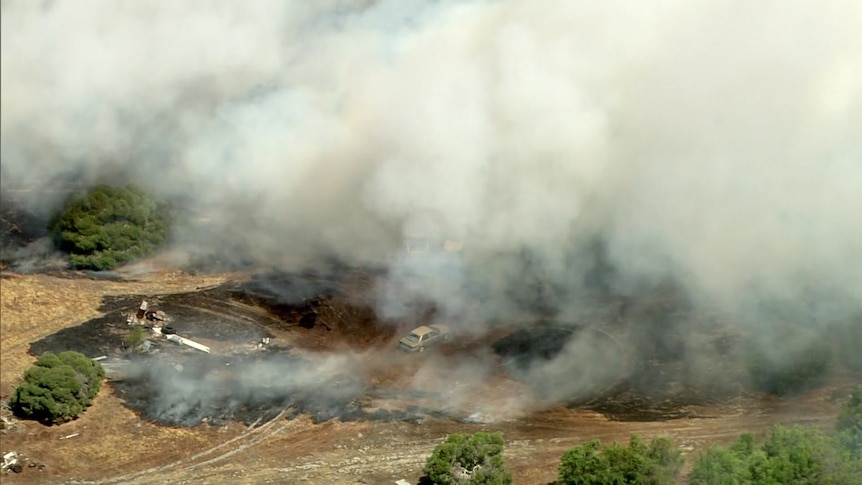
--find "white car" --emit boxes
[398,324,451,352]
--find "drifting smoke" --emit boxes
[3,1,862,412]
[117,353,366,426]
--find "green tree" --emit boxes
[689,447,745,485]
[760,425,831,484]
[837,389,862,455]
[423,432,512,485]
[689,425,862,485]
[49,184,171,270]
[558,435,682,485]
[11,351,105,425]
[646,436,685,484]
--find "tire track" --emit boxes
[98,410,287,485]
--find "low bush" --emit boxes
[423,432,512,485]
[11,351,105,425]
[689,424,862,485]
[837,389,862,455]
[557,435,682,485]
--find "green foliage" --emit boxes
[125,326,145,349]
[423,432,512,485]
[11,351,105,425]
[647,436,685,484]
[689,447,744,485]
[746,337,833,396]
[689,425,862,485]
[837,389,862,455]
[49,184,171,270]
[557,435,682,485]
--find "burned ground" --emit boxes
[3,270,859,485]
[25,269,775,433]
[26,271,424,429]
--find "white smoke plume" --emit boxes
[3,1,861,374]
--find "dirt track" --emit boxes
[0,271,855,484]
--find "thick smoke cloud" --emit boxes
[3,1,861,333]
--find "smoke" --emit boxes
[3,0,862,411]
[116,352,366,426]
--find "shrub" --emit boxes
[11,351,105,425]
[688,447,744,485]
[689,425,862,485]
[837,389,862,455]
[557,435,682,485]
[49,184,171,270]
[423,432,512,485]
[125,326,145,349]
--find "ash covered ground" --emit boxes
[27,267,755,429]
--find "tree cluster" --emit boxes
[49,184,171,270]
[690,423,862,485]
[423,432,512,485]
[11,351,105,425]
[424,390,861,485]
[836,389,862,457]
[557,435,683,485]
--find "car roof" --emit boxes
[411,326,435,336]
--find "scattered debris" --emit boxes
[147,309,169,322]
[394,480,411,485]
[128,300,171,325]
[91,355,107,361]
[140,340,155,353]
[1,402,18,434]
[164,334,211,353]
[59,432,80,440]
[0,415,17,433]
[2,451,21,473]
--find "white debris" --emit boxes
[1,451,20,471]
[165,334,211,353]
